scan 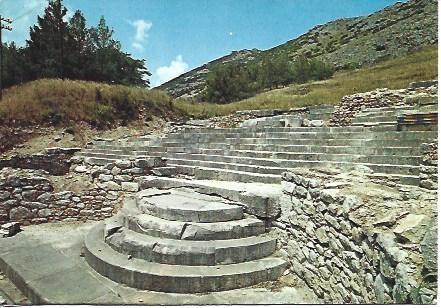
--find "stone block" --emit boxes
[38,209,53,218]
[9,206,33,220]
[74,165,88,173]
[103,181,121,191]
[134,157,166,168]
[121,182,139,192]
[0,191,11,201]
[115,160,132,169]
[320,189,340,205]
[393,214,430,243]
[98,174,114,182]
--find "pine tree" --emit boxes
[3,43,29,87]
[67,10,91,79]
[26,0,69,79]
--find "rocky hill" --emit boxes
[158,0,437,99]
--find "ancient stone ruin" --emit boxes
[0,81,438,304]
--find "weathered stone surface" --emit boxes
[320,189,340,205]
[121,182,139,192]
[98,174,114,182]
[103,181,121,191]
[38,208,53,218]
[0,191,11,201]
[74,166,88,173]
[9,206,33,220]
[115,160,132,169]
[134,157,166,168]
[316,227,329,244]
[393,214,430,243]
[420,222,437,273]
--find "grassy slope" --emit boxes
[0,79,179,127]
[177,46,437,118]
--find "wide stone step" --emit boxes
[125,213,266,240]
[106,228,276,265]
[356,110,407,118]
[352,116,397,123]
[136,189,244,222]
[163,130,437,141]
[83,157,119,166]
[85,223,288,293]
[368,173,420,186]
[172,126,373,133]
[172,165,282,184]
[168,158,420,176]
[161,137,428,147]
[188,144,421,156]
[81,144,422,157]
[166,151,420,166]
[361,105,416,113]
[351,121,397,127]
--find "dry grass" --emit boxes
[177,46,437,118]
[0,79,176,127]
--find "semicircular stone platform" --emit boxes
[84,188,288,293]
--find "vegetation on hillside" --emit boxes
[177,46,437,118]
[0,79,178,128]
[159,0,437,99]
[203,54,334,103]
[3,0,149,89]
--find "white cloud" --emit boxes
[130,19,152,51]
[154,55,189,86]
[229,32,234,36]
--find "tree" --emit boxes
[67,10,91,79]
[204,63,255,103]
[3,43,29,87]
[5,1,151,88]
[86,16,149,86]
[26,0,69,79]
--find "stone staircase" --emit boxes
[84,188,288,293]
[79,129,435,187]
[352,103,438,127]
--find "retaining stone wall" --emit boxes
[274,171,437,304]
[0,148,80,176]
[330,82,437,127]
[0,157,166,226]
[419,140,438,190]
[0,168,119,225]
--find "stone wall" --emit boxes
[419,140,438,190]
[329,82,437,126]
[274,171,437,304]
[0,168,119,225]
[0,148,80,176]
[0,157,166,226]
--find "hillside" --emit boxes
[177,46,437,117]
[158,0,437,99]
[0,79,184,154]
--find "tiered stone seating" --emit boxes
[84,188,287,293]
[80,131,435,186]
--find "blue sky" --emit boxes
[2,0,401,86]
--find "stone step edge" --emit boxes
[135,190,244,223]
[137,177,282,219]
[81,149,422,159]
[167,157,421,171]
[84,223,288,293]
[125,213,266,240]
[169,164,283,178]
[106,227,277,265]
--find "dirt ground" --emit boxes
[2,117,171,158]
